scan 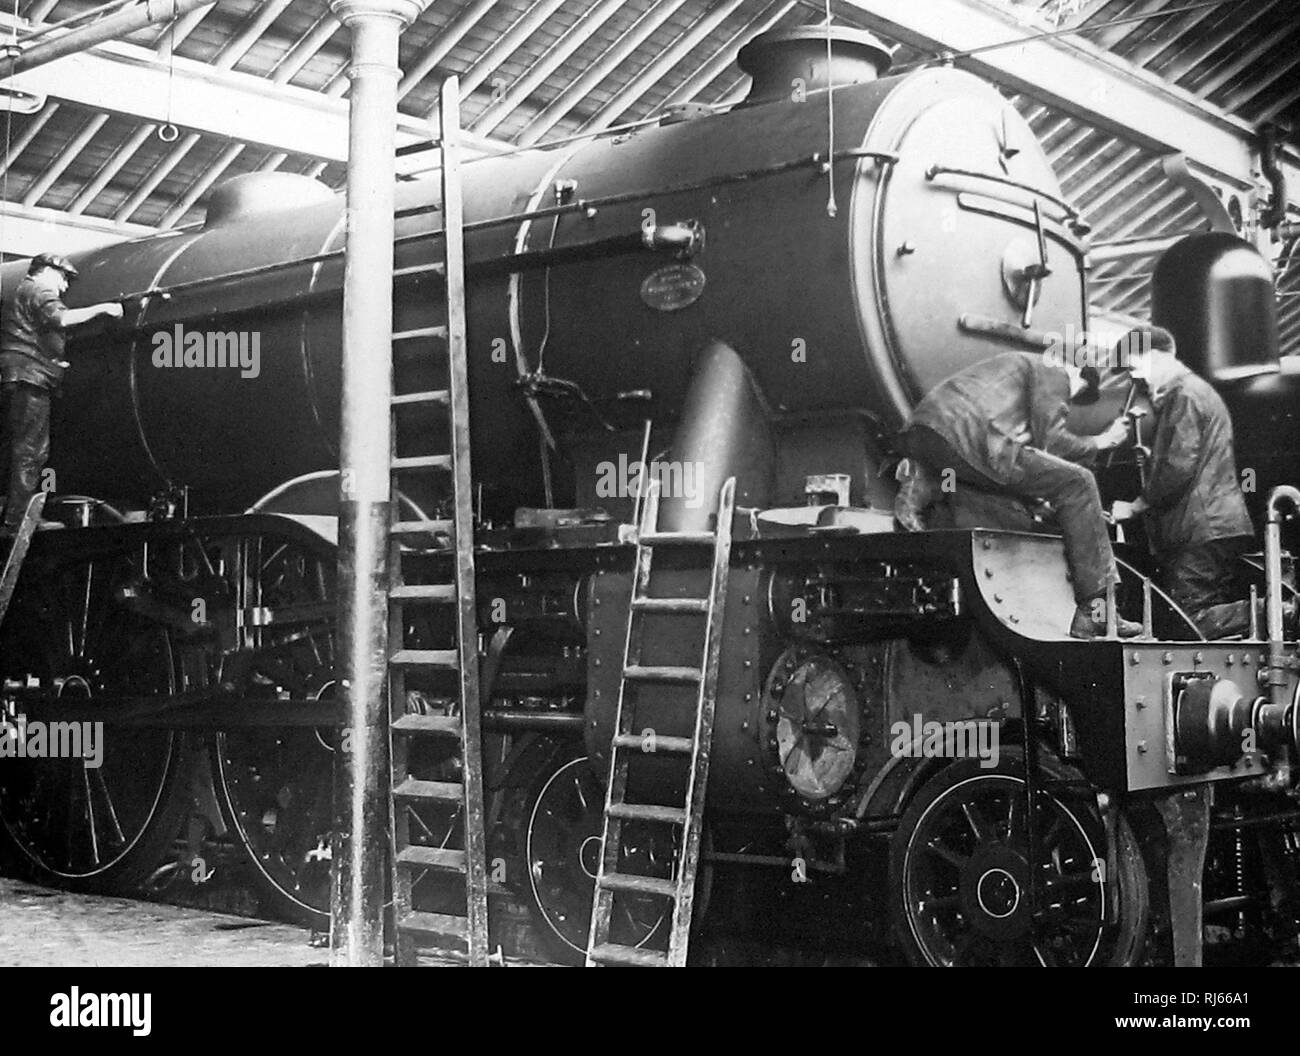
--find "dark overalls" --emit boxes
[1142,370,1255,638]
[0,276,67,530]
[901,351,1116,605]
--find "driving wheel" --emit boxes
[889,748,1148,966]
[0,553,194,890]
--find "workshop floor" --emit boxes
[0,877,475,967]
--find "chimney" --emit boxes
[737,26,892,106]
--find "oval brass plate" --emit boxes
[640,263,706,311]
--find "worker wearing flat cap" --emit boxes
[1109,325,1257,639]
[0,252,123,532]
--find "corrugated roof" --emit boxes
[1,0,1296,349]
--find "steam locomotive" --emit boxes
[2,25,1298,966]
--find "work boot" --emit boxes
[1068,601,1143,640]
[894,458,937,533]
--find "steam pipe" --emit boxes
[1264,485,1299,656]
[1260,128,1288,233]
[18,0,141,45]
[8,0,216,75]
[1262,485,1300,784]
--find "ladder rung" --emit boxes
[390,649,458,668]
[631,596,708,614]
[623,665,701,684]
[391,389,450,407]
[399,910,468,942]
[587,943,668,967]
[393,325,448,343]
[391,519,453,535]
[392,713,462,737]
[607,803,686,825]
[396,845,466,873]
[394,262,446,280]
[393,777,463,803]
[639,531,715,547]
[611,733,693,754]
[391,455,452,472]
[390,582,456,601]
[599,873,677,898]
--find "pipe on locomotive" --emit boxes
[1259,128,1288,234]
[1265,486,1300,751]
[1176,485,1300,778]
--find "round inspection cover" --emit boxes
[774,655,861,801]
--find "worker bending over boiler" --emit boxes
[894,350,1137,639]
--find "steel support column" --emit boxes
[327,0,424,969]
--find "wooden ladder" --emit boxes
[585,476,735,967]
[386,75,490,967]
[0,492,46,627]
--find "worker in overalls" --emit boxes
[0,252,123,532]
[1109,326,1258,639]
[893,350,1138,639]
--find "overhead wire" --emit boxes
[158,1,178,141]
[1,0,20,294]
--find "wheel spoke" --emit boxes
[961,800,994,842]
[920,893,961,913]
[1007,789,1024,841]
[77,561,95,660]
[89,766,126,846]
[1040,812,1066,852]
[64,765,79,861]
[925,836,969,871]
[81,765,100,866]
[1046,867,1099,890]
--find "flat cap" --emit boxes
[29,251,79,279]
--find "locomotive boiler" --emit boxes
[1,26,1298,966]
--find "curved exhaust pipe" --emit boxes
[1260,128,1288,233]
